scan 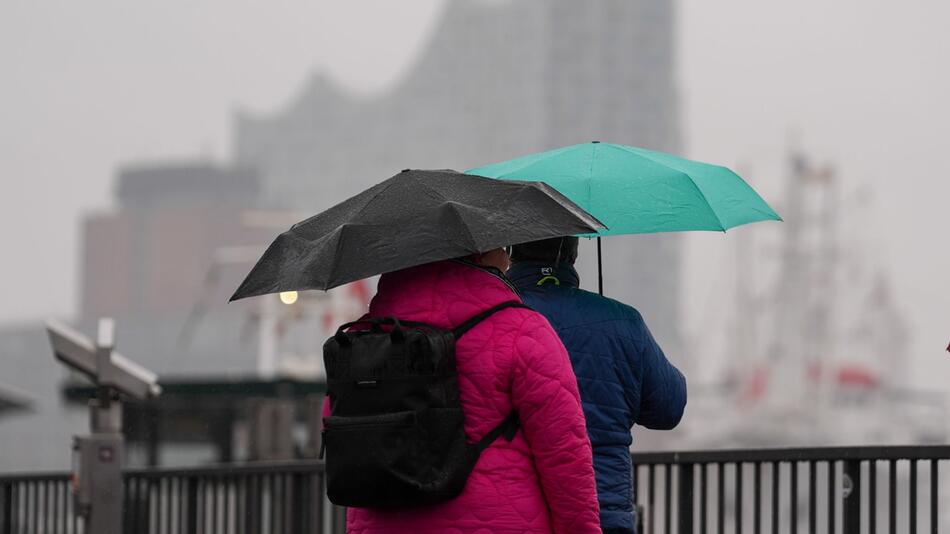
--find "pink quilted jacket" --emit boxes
[332,259,601,534]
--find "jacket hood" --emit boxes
[370,259,522,328]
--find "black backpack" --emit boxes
[320,300,527,508]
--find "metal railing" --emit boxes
[1,461,346,534]
[122,460,345,534]
[4,446,950,533]
[0,473,79,534]
[632,445,950,533]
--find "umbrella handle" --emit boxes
[597,236,604,296]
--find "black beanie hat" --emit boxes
[510,236,579,265]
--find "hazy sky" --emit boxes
[2,1,947,383]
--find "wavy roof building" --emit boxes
[235,0,683,350]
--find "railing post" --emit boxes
[186,478,198,534]
[245,475,259,534]
[910,460,918,534]
[312,472,325,534]
[290,473,307,534]
[931,460,938,534]
[330,505,346,534]
[1,483,11,534]
[678,462,694,534]
[843,460,861,533]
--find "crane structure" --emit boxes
[675,150,944,449]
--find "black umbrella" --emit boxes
[230,169,604,300]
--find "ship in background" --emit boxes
[666,150,947,450]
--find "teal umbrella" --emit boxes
[468,141,781,293]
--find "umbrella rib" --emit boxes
[290,179,395,233]
[607,144,728,231]
[324,224,348,290]
[444,202,480,251]
[351,179,401,221]
[351,172,453,227]
[414,177,450,202]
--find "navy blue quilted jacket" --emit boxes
[508,262,687,532]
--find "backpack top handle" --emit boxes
[334,316,433,346]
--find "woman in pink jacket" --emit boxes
[336,249,601,534]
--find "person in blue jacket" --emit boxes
[507,236,687,534]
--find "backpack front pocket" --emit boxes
[323,408,468,508]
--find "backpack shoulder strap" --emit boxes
[452,300,530,338]
[472,411,519,455]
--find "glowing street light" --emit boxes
[279,291,298,305]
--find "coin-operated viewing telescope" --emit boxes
[46,318,161,534]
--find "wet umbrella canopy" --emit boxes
[468,141,780,236]
[468,141,781,294]
[230,169,604,300]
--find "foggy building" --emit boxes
[82,162,261,319]
[78,161,273,376]
[235,0,684,350]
